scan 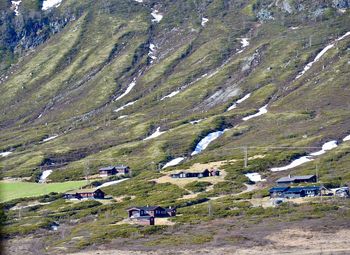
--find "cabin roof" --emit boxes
[269,187,289,192]
[115,165,129,169]
[127,206,163,211]
[276,175,315,183]
[99,166,116,171]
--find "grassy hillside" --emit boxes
[0,0,350,253]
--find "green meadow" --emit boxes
[0,181,88,202]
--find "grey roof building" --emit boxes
[276,174,316,185]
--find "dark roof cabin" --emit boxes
[99,165,130,177]
[115,165,130,174]
[276,175,316,185]
[170,169,210,179]
[99,166,117,177]
[269,186,322,198]
[127,206,176,218]
[64,188,105,200]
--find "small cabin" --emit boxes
[269,186,322,199]
[115,165,130,175]
[127,206,176,218]
[170,169,211,179]
[99,165,130,178]
[64,188,105,200]
[276,175,317,185]
[209,169,221,176]
[99,166,117,177]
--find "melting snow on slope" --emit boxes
[151,10,163,23]
[242,104,268,121]
[271,140,338,172]
[201,17,209,27]
[134,0,143,2]
[118,115,128,119]
[191,130,227,156]
[270,156,314,172]
[343,134,350,142]
[296,31,350,80]
[39,170,53,183]
[227,93,251,111]
[309,140,338,156]
[162,157,186,169]
[42,135,59,142]
[96,178,129,189]
[237,38,250,53]
[245,172,266,182]
[42,0,62,10]
[148,43,157,63]
[190,119,205,125]
[114,101,137,113]
[11,1,21,16]
[0,151,13,157]
[143,127,166,141]
[161,90,180,101]
[115,80,137,102]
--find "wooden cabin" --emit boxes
[127,206,176,218]
[99,165,130,178]
[269,186,322,199]
[64,188,105,200]
[170,169,210,179]
[115,165,130,175]
[99,166,117,177]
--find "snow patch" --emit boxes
[270,156,314,172]
[190,119,204,125]
[151,10,163,23]
[134,0,143,2]
[161,90,180,101]
[42,135,58,142]
[271,140,338,172]
[242,104,268,121]
[118,115,128,119]
[227,93,251,111]
[42,0,62,10]
[309,140,338,156]
[143,127,166,141]
[115,80,137,102]
[96,178,129,189]
[148,43,157,63]
[296,31,350,79]
[11,1,21,16]
[191,130,228,156]
[39,170,53,183]
[114,101,137,113]
[162,157,186,169]
[0,151,13,157]
[237,38,250,53]
[201,17,209,27]
[343,134,350,142]
[245,172,266,182]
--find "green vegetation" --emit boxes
[184,181,212,193]
[0,181,87,202]
[1,0,350,252]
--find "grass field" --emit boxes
[0,180,88,202]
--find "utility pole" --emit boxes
[208,200,213,217]
[309,35,312,48]
[315,162,319,183]
[243,146,248,168]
